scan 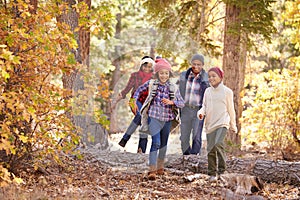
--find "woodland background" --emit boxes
[0,0,299,199]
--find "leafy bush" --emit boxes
[0,1,80,186]
[242,68,299,150]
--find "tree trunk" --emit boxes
[29,0,37,14]
[223,3,245,145]
[167,155,300,185]
[109,12,122,133]
[58,0,108,148]
[197,0,206,41]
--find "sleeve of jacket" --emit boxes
[173,88,185,108]
[226,88,237,133]
[197,89,208,119]
[120,72,136,98]
[178,71,187,100]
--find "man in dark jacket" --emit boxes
[178,54,209,155]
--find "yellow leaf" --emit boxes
[13,177,24,184]
[23,112,31,122]
[10,147,16,155]
[19,135,28,143]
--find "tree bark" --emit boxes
[109,12,122,133]
[58,0,108,148]
[223,3,245,145]
[167,155,300,185]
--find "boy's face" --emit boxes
[191,60,203,74]
[157,69,170,84]
[208,71,222,87]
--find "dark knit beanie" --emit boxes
[208,67,224,79]
[190,54,204,65]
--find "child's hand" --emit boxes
[111,93,122,110]
[161,98,174,105]
[230,126,238,133]
[198,114,204,120]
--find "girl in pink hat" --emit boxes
[133,58,184,180]
[197,67,237,182]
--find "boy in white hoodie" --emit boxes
[197,67,237,182]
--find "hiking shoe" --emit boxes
[118,138,127,147]
[148,172,156,180]
[208,176,218,182]
[137,147,143,153]
[157,168,164,175]
[148,165,156,180]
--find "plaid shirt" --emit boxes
[184,71,202,106]
[120,71,147,98]
[134,80,184,121]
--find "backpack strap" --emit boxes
[149,79,159,97]
[169,83,175,100]
[149,79,176,100]
[140,79,156,114]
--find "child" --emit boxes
[113,56,155,153]
[133,59,184,180]
[197,67,237,182]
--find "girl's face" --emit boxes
[157,69,170,84]
[142,63,153,73]
[208,71,222,87]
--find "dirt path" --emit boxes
[81,132,192,173]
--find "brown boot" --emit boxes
[157,159,165,175]
[137,147,143,154]
[148,165,156,180]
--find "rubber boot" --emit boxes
[148,165,156,180]
[157,158,165,175]
[137,138,148,153]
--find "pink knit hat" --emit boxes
[208,67,224,79]
[154,58,172,73]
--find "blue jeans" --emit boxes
[148,117,171,166]
[122,101,148,140]
[180,106,203,155]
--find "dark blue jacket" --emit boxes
[178,68,209,108]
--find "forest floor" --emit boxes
[1,133,299,200]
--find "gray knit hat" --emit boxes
[190,54,204,65]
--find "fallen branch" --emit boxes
[166,155,300,185]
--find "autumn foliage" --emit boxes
[0,1,81,186]
[241,0,300,151]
